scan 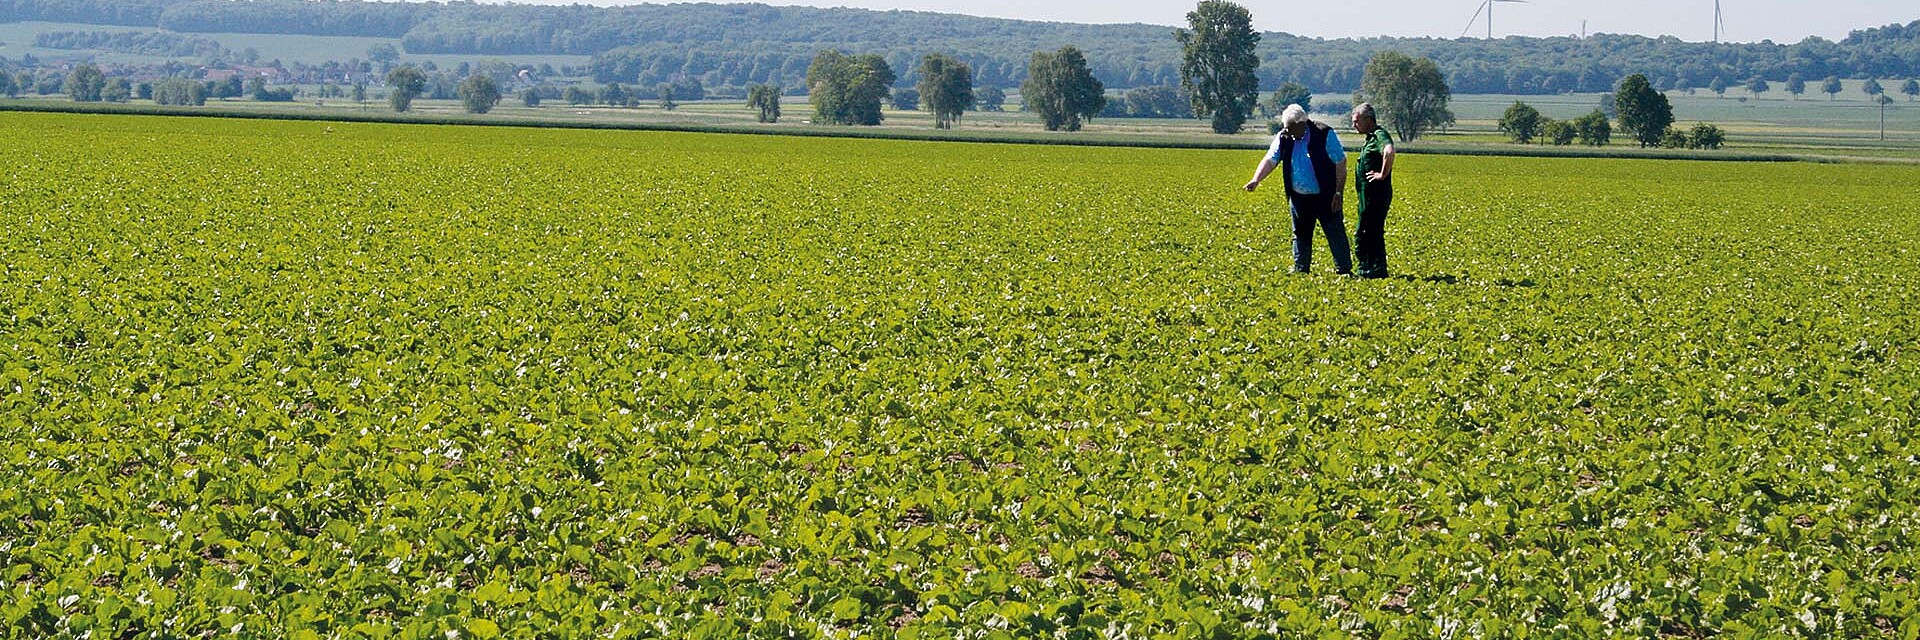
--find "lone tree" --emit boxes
[1688,122,1726,150]
[216,75,243,99]
[657,82,677,110]
[1573,109,1611,146]
[1786,73,1806,99]
[1022,45,1105,132]
[520,88,541,107]
[1125,86,1193,118]
[1746,76,1769,97]
[1822,75,1843,100]
[1498,101,1543,143]
[153,78,207,105]
[1542,119,1577,145]
[807,50,894,126]
[1357,51,1454,142]
[746,84,781,123]
[1904,78,1920,101]
[366,43,400,66]
[0,72,15,98]
[975,86,1005,112]
[916,53,974,129]
[97,72,126,100]
[1264,81,1310,118]
[1708,76,1728,98]
[352,82,367,104]
[1863,78,1884,99]
[102,77,131,103]
[601,82,627,107]
[1615,74,1674,148]
[64,64,106,102]
[385,65,427,112]
[458,74,500,114]
[1176,0,1261,134]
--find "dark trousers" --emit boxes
[1355,182,1392,278]
[1287,191,1352,274]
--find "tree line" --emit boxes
[10,0,1910,145]
[766,0,1456,141]
[13,0,1462,143]
[1497,74,1733,149]
[21,61,352,104]
[33,29,226,58]
[4,0,1916,94]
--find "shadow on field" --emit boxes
[1392,273,1538,288]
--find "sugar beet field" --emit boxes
[2,111,1918,638]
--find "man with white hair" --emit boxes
[1244,104,1351,275]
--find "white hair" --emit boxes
[1280,104,1309,128]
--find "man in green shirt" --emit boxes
[1351,103,1395,279]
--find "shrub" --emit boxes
[1688,122,1726,150]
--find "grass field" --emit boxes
[2,111,1918,638]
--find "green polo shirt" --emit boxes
[1355,128,1392,212]
[1357,128,1393,182]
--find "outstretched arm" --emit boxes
[1244,157,1278,191]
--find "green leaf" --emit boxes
[468,618,501,638]
[830,597,864,622]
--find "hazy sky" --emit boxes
[512,0,1916,44]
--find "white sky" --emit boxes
[498,0,1916,44]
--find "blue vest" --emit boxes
[1279,121,1337,197]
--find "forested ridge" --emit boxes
[3,0,1916,92]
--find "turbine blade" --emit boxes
[1461,0,1489,38]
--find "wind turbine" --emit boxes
[1713,0,1726,42]
[1462,0,1529,40]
